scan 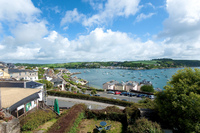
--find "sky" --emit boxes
[0,0,200,64]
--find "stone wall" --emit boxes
[0,112,20,133]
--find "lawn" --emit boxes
[77,119,123,133]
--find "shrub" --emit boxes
[20,109,57,131]
[124,105,141,125]
[128,118,163,133]
[47,104,87,133]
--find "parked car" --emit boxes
[147,95,155,99]
[120,92,127,96]
[94,94,100,96]
[115,91,121,95]
[129,93,136,97]
[121,99,128,101]
[88,94,92,96]
[124,92,130,96]
[112,97,117,99]
[137,94,144,97]
[107,91,115,94]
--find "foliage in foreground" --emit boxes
[47,104,87,133]
[20,109,57,131]
[128,118,163,133]
[155,68,200,132]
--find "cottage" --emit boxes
[8,69,38,81]
[0,66,10,79]
[103,80,119,90]
[50,77,64,90]
[125,81,138,91]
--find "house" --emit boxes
[70,76,88,85]
[50,77,64,90]
[8,69,38,81]
[115,82,126,90]
[125,81,138,91]
[0,66,10,79]
[1,87,42,118]
[103,80,119,90]
[44,74,53,81]
[140,79,152,86]
[0,80,44,118]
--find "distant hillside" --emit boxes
[15,59,200,69]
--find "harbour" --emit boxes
[69,67,200,90]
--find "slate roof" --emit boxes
[8,69,36,74]
[0,81,43,88]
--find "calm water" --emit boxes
[68,67,200,90]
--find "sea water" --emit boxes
[68,67,200,90]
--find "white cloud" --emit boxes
[83,0,141,27]
[0,28,164,62]
[61,8,86,26]
[135,13,155,23]
[0,44,5,50]
[0,0,40,22]
[157,0,200,58]
[12,21,48,44]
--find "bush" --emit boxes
[47,104,87,133]
[128,118,163,133]
[124,105,141,124]
[140,85,154,93]
[20,110,57,131]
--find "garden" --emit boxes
[20,104,162,133]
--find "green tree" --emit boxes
[140,85,154,93]
[128,118,163,133]
[155,68,200,132]
[37,79,53,89]
[91,89,97,95]
[71,87,77,92]
[81,88,86,93]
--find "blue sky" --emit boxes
[0,0,200,63]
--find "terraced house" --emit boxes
[9,69,38,81]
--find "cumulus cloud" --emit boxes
[135,13,155,23]
[83,0,141,26]
[12,21,48,44]
[61,8,86,26]
[157,0,200,59]
[0,0,40,22]
[0,28,164,62]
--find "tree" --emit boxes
[140,85,154,93]
[155,68,200,132]
[81,88,86,93]
[91,89,97,95]
[128,118,162,133]
[37,79,53,90]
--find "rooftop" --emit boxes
[1,87,41,109]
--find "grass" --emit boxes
[21,118,57,133]
[77,119,123,133]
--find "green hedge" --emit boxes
[20,110,57,131]
[47,104,87,133]
[47,90,137,107]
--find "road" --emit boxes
[47,96,126,110]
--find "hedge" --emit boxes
[20,109,57,131]
[47,104,87,133]
[47,90,138,107]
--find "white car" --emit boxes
[148,95,155,99]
